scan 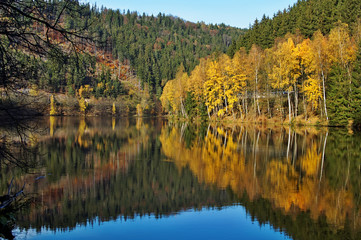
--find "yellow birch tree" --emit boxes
[50,95,57,116]
[269,38,300,123]
[311,30,331,120]
[204,60,223,117]
[160,80,176,114]
[187,58,207,116]
[248,44,264,116]
[328,22,357,91]
[232,48,249,118]
[298,38,322,111]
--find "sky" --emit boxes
[83,0,298,29]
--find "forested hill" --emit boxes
[1,0,245,117]
[66,4,245,94]
[160,0,361,127]
[228,0,361,54]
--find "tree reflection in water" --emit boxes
[1,117,360,240]
[0,115,46,239]
[161,123,361,239]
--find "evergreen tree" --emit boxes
[327,64,352,126]
[234,0,360,51]
[351,42,361,130]
[184,92,197,118]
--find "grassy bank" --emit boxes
[165,113,333,128]
[7,90,160,117]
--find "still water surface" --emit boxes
[3,117,361,239]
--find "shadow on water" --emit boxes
[1,116,361,239]
[0,110,47,239]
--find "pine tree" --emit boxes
[327,64,351,126]
[351,42,361,130]
[184,92,197,118]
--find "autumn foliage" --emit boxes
[161,23,360,125]
[159,124,361,230]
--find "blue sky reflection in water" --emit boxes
[7,117,361,239]
[19,206,290,240]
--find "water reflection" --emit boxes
[160,123,361,239]
[1,117,360,239]
[13,117,235,234]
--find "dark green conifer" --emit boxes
[327,64,352,126]
[351,42,361,130]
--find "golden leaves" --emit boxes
[328,22,357,68]
[160,24,358,119]
[50,95,57,116]
[78,97,88,114]
[160,67,188,115]
[160,125,358,229]
[303,77,323,108]
[269,38,300,90]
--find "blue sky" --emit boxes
[83,0,298,29]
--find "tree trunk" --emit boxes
[254,90,257,116]
[294,82,298,118]
[287,127,291,160]
[288,89,292,124]
[321,71,328,121]
[319,131,328,182]
[180,98,187,118]
[245,91,248,118]
[224,85,228,113]
[254,70,261,116]
[207,105,211,119]
[303,93,307,121]
[242,97,245,119]
[267,84,271,118]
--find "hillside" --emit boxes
[161,0,361,127]
[10,1,245,115]
[0,0,246,117]
[228,0,361,54]
[88,8,245,94]
[40,2,245,96]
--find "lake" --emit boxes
[1,117,361,239]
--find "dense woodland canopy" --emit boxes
[0,0,245,117]
[89,8,244,94]
[2,0,361,123]
[2,1,361,238]
[2,0,243,96]
[161,0,361,127]
[228,0,361,53]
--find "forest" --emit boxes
[0,0,245,117]
[228,0,361,52]
[161,0,361,127]
[41,2,244,95]
[2,0,361,122]
[2,1,361,239]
